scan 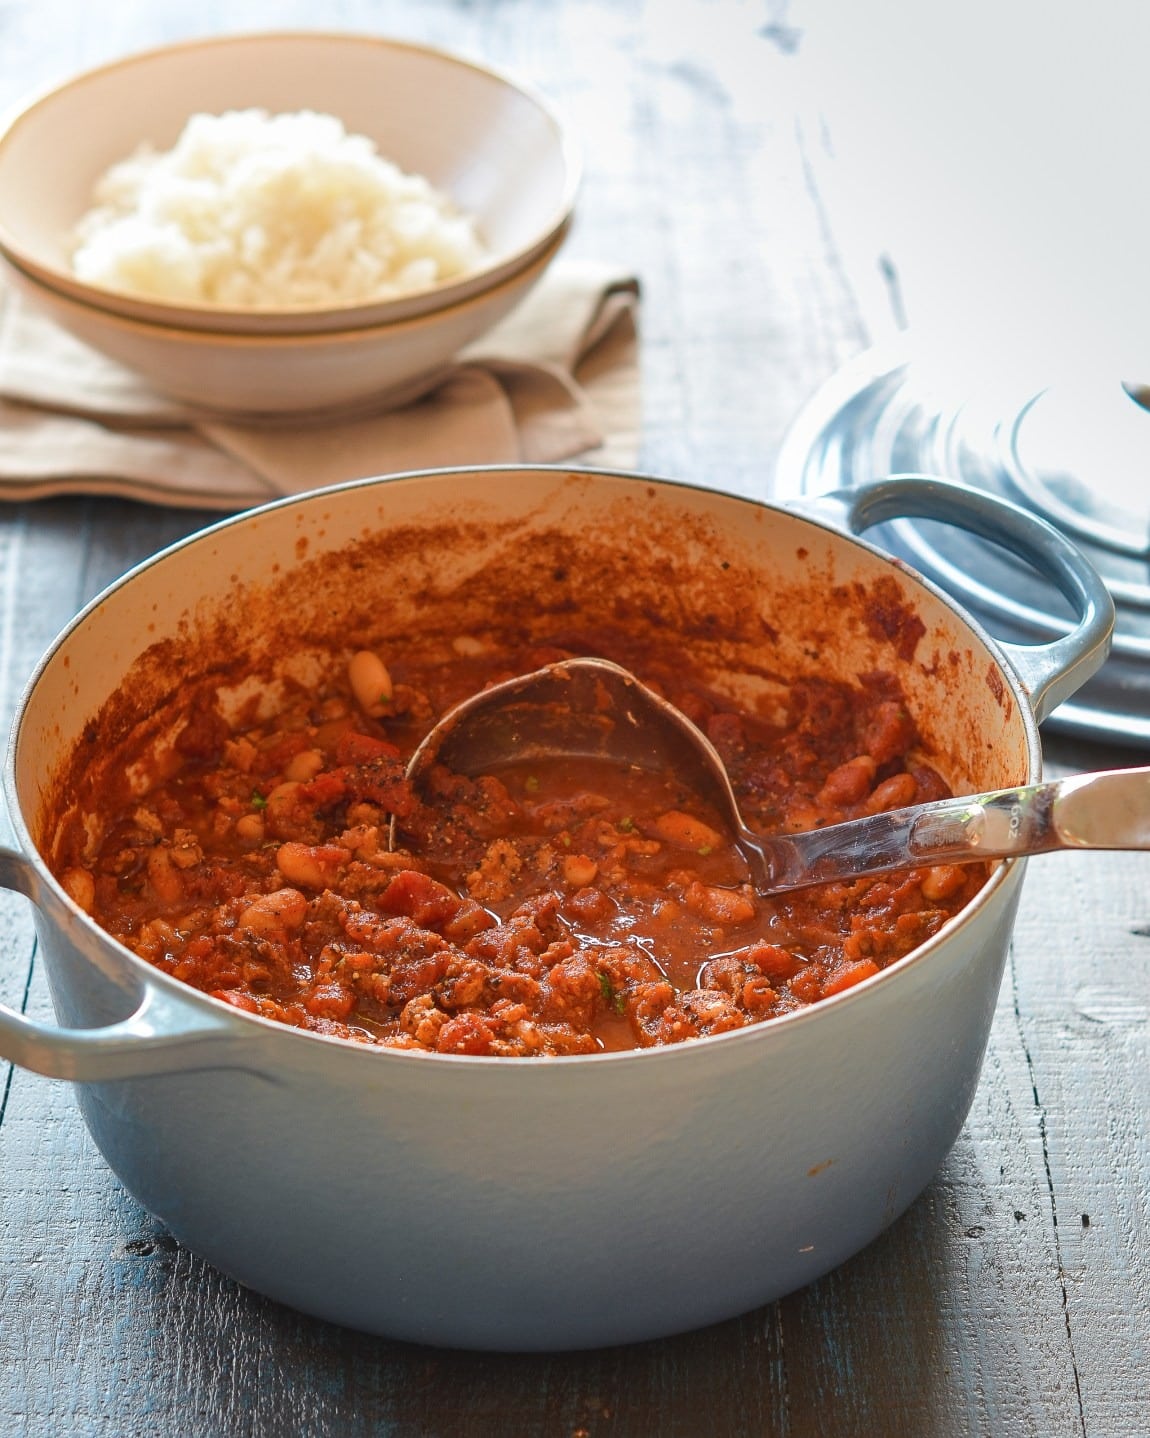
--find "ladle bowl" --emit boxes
[402,656,1150,893]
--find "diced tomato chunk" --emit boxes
[299,772,347,808]
[210,989,260,1013]
[822,959,881,997]
[379,870,465,929]
[305,982,356,1019]
[436,1013,494,1055]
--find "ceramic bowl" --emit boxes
[0,223,567,417]
[0,31,579,334]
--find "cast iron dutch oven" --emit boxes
[0,467,1114,1350]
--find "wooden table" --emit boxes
[2,3,1148,1434]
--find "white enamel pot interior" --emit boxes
[0,467,1113,1350]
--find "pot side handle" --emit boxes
[794,474,1116,725]
[0,845,253,1082]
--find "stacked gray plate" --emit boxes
[774,338,1150,747]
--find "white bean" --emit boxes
[276,842,348,889]
[451,635,488,656]
[62,867,95,913]
[563,854,599,887]
[264,780,301,827]
[348,650,393,717]
[284,749,324,783]
[146,848,184,906]
[235,813,266,844]
[238,887,308,934]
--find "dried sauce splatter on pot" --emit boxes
[54,639,986,1057]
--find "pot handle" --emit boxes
[0,845,254,1082]
[793,474,1116,724]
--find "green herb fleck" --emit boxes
[697,844,714,856]
[619,816,634,832]
[597,973,627,1016]
[250,790,268,810]
[524,775,540,793]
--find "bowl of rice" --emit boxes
[0,220,569,417]
[0,31,580,335]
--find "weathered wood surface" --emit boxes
[0,2,1148,1435]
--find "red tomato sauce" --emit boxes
[55,641,986,1056]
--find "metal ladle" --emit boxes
[400,657,1150,893]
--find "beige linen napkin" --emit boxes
[0,260,640,510]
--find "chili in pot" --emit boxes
[54,633,986,1056]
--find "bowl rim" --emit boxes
[0,28,583,333]
[7,465,1038,1070]
[1,216,572,350]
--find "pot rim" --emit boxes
[2,465,1065,1069]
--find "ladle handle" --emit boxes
[757,767,1150,894]
[796,474,1115,725]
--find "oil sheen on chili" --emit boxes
[56,641,987,1056]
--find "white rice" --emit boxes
[69,108,489,309]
